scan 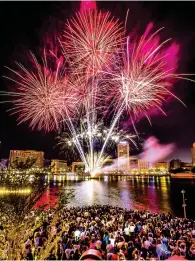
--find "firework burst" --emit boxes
[3,52,78,132]
[63,9,124,75]
[105,28,183,122]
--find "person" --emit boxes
[127,241,135,260]
[124,225,130,242]
[26,249,33,260]
[107,240,114,254]
[73,248,80,260]
[118,249,125,260]
[129,222,135,237]
[132,248,140,260]
[189,243,195,259]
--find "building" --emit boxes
[138,159,149,172]
[169,159,181,170]
[181,162,192,171]
[51,159,67,173]
[117,141,130,158]
[154,162,169,171]
[9,150,44,169]
[72,162,85,173]
[44,159,51,168]
[191,143,195,166]
[117,141,130,171]
[129,157,138,171]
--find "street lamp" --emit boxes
[181,189,187,218]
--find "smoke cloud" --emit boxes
[139,136,175,164]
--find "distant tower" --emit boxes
[191,143,195,166]
[117,141,130,171]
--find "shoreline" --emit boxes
[170,173,195,178]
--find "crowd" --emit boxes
[1,205,195,260]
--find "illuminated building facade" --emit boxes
[129,157,138,171]
[117,141,130,171]
[154,162,169,171]
[181,162,192,171]
[9,150,44,168]
[191,143,195,166]
[72,162,85,173]
[51,159,67,173]
[138,159,149,172]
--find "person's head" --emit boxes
[162,237,168,244]
[157,239,161,244]
[180,243,186,249]
[128,241,134,248]
[25,244,30,250]
[119,253,124,260]
[134,249,139,255]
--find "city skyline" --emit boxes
[0,1,195,163]
[0,145,194,166]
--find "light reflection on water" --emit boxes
[36,176,195,218]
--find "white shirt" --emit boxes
[124,227,130,235]
[129,225,135,232]
[110,238,115,246]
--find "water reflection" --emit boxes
[35,176,195,218]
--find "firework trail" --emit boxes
[57,120,137,173]
[85,152,111,175]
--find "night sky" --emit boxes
[0,1,195,162]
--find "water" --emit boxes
[36,176,195,218]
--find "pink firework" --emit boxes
[63,9,124,75]
[4,53,77,132]
[105,23,182,123]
